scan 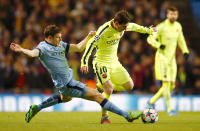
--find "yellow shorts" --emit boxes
[93,61,131,88]
[155,55,177,82]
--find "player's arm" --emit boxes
[147,32,162,49]
[10,42,39,57]
[80,35,98,74]
[69,31,96,53]
[126,23,156,34]
[80,25,107,74]
[147,24,165,50]
[177,24,189,55]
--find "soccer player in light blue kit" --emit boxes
[10,25,142,123]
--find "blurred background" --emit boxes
[0,0,200,97]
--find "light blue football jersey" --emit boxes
[36,41,73,88]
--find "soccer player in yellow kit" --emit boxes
[80,10,156,124]
[146,6,189,115]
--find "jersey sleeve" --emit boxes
[177,24,189,54]
[61,41,70,54]
[147,23,163,49]
[126,23,153,34]
[81,24,109,67]
[147,32,161,49]
[36,42,45,57]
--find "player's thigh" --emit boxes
[93,62,111,88]
[155,57,170,81]
[58,79,87,98]
[155,56,162,80]
[110,63,132,86]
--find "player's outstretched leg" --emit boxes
[85,87,142,123]
[126,111,143,122]
[25,105,39,123]
[99,98,142,123]
[25,94,66,123]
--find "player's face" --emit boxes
[167,11,178,23]
[52,33,62,46]
[115,22,128,32]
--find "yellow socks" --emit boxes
[162,82,172,112]
[102,92,111,116]
[150,87,164,104]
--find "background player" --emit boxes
[10,24,142,123]
[146,6,190,115]
[80,10,156,124]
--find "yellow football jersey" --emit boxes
[81,20,153,67]
[147,19,189,63]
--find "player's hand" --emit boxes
[87,31,96,38]
[10,42,22,52]
[80,66,89,74]
[183,53,189,61]
[160,44,165,50]
[149,25,157,32]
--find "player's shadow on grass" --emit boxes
[88,122,143,125]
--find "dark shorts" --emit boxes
[58,78,87,98]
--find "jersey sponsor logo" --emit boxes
[51,51,65,56]
[106,39,120,45]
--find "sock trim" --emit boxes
[100,98,108,107]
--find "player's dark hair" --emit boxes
[114,10,131,24]
[167,6,178,13]
[44,25,61,38]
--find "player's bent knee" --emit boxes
[85,87,103,103]
[91,91,104,103]
[94,93,104,103]
[128,83,134,90]
[123,81,134,91]
[61,95,72,103]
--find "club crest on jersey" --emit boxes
[94,35,100,41]
[102,73,107,78]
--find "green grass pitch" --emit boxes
[1,112,200,131]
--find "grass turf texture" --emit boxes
[1,112,200,131]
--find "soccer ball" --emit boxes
[141,109,158,123]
